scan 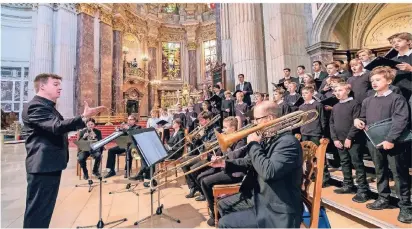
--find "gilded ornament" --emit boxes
[187,42,197,50]
[76,3,98,17]
[112,16,125,31]
[99,8,113,26]
[148,38,159,48]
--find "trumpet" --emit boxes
[149,110,318,190]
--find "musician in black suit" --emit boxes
[77,118,103,180]
[235,74,253,106]
[217,101,303,228]
[185,105,198,132]
[104,115,142,179]
[165,118,185,160]
[22,73,105,228]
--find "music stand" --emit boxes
[109,136,140,195]
[129,128,181,226]
[77,131,128,229]
[74,140,107,192]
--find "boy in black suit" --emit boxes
[354,66,411,223]
[77,118,103,180]
[22,73,105,228]
[330,83,370,203]
[165,118,185,160]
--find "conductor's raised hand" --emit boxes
[82,101,106,118]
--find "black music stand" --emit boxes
[74,140,107,192]
[77,131,128,229]
[108,136,140,195]
[129,128,181,226]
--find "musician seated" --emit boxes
[104,115,141,179]
[165,118,185,160]
[217,101,303,228]
[77,118,103,180]
[199,116,247,226]
[182,111,218,198]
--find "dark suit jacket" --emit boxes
[185,111,198,131]
[278,77,299,85]
[225,133,303,228]
[22,95,86,173]
[235,82,253,105]
[167,129,185,159]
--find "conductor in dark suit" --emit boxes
[22,73,105,228]
[77,118,103,180]
[235,74,253,106]
[217,101,303,228]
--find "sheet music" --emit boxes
[190,116,197,121]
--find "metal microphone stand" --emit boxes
[134,166,180,226]
[77,132,128,229]
[109,147,140,195]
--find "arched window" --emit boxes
[162,42,181,80]
[203,39,217,79]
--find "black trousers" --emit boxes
[367,141,411,207]
[217,193,254,217]
[24,171,62,228]
[105,146,132,171]
[181,155,201,189]
[200,170,243,217]
[336,142,369,193]
[301,135,331,183]
[77,150,102,175]
[188,159,210,192]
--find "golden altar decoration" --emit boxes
[160,83,202,108]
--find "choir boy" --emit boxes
[319,62,341,92]
[234,91,249,128]
[354,66,411,223]
[284,82,302,112]
[273,88,291,116]
[186,105,198,132]
[356,48,374,68]
[347,58,371,104]
[221,90,235,119]
[330,82,370,203]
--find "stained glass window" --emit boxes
[162,42,181,80]
[204,40,217,79]
[1,66,29,121]
[163,3,178,14]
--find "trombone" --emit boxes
[148,110,317,190]
[165,114,221,160]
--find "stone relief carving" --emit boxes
[159,27,186,42]
[197,23,217,42]
[350,3,383,48]
[363,13,412,48]
[76,3,99,17]
[98,7,113,26]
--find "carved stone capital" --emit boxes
[197,22,216,42]
[98,7,113,26]
[187,42,197,50]
[112,15,125,31]
[306,41,340,55]
[183,23,199,42]
[148,37,159,48]
[76,3,98,17]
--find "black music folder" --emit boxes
[319,96,339,107]
[207,94,222,104]
[272,82,286,90]
[364,57,402,71]
[156,120,169,126]
[384,48,398,59]
[292,97,304,107]
[233,90,243,97]
[364,118,412,148]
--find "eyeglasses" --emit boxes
[253,115,269,123]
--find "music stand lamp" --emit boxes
[129,128,181,226]
[77,131,128,229]
[74,140,107,192]
[108,136,139,196]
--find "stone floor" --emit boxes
[1,143,367,228]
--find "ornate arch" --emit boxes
[124,87,144,100]
[310,3,351,45]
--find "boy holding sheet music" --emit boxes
[354,66,411,223]
[284,82,302,112]
[330,82,370,203]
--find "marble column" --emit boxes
[75,7,96,114]
[220,3,234,90]
[148,45,157,111]
[99,18,113,115]
[306,41,340,66]
[53,4,77,118]
[28,3,54,101]
[229,3,267,93]
[187,43,197,88]
[112,30,123,114]
[263,4,311,97]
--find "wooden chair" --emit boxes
[75,130,94,180]
[212,182,242,226]
[301,138,329,228]
[116,153,139,172]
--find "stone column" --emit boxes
[148,40,158,111]
[112,15,124,114]
[75,4,97,114]
[229,3,267,93]
[99,8,113,115]
[53,4,77,118]
[263,4,311,96]
[183,23,199,88]
[28,3,54,100]
[306,41,340,66]
[220,3,234,90]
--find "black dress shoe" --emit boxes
[103,171,116,179]
[185,188,198,198]
[92,171,101,178]
[129,175,144,181]
[334,186,356,194]
[352,192,371,203]
[398,207,412,224]
[195,194,206,201]
[83,174,89,180]
[366,198,390,210]
[207,217,215,226]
